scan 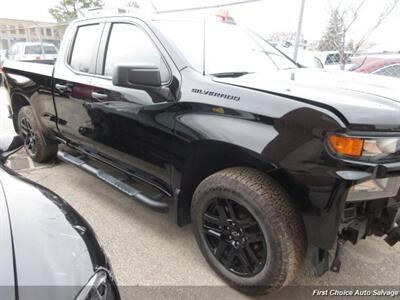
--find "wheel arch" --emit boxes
[10,92,56,146]
[10,92,30,132]
[174,140,302,226]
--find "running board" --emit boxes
[57,151,169,212]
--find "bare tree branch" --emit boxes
[343,0,367,33]
[319,0,400,68]
[353,0,400,53]
[49,0,105,22]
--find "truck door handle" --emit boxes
[91,91,108,101]
[55,83,72,93]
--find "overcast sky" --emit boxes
[1,0,399,45]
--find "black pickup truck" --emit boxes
[3,11,400,295]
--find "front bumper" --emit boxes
[310,161,400,276]
[301,158,400,251]
[336,160,400,244]
[337,161,400,202]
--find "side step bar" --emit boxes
[57,151,168,212]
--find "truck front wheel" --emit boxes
[191,167,306,294]
[17,106,58,163]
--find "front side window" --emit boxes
[70,24,102,73]
[103,23,169,81]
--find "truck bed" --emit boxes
[3,60,54,78]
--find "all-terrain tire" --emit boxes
[191,167,306,295]
[17,106,58,162]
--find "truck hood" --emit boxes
[213,68,400,129]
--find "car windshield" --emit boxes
[155,20,297,76]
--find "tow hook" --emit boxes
[385,226,400,246]
[330,238,345,273]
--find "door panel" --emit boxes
[55,20,180,193]
[88,77,176,192]
[88,21,180,192]
[53,22,104,146]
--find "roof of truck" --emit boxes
[79,7,232,23]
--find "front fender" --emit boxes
[173,102,348,250]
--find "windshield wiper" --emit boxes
[211,71,253,78]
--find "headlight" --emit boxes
[75,270,119,300]
[328,134,400,162]
[346,176,400,201]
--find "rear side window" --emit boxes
[103,23,169,82]
[44,45,57,54]
[374,64,400,78]
[325,54,340,65]
[70,24,102,73]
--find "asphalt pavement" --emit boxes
[1,89,400,300]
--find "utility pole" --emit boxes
[293,0,306,62]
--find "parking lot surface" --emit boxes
[1,99,400,299]
[3,148,399,299]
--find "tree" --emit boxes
[49,0,105,23]
[317,8,344,52]
[127,0,140,8]
[318,0,399,69]
[269,31,306,48]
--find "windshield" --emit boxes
[155,20,297,76]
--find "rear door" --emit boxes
[53,20,105,146]
[86,18,180,193]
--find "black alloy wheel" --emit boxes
[19,117,37,157]
[192,167,307,294]
[202,198,267,277]
[17,106,58,162]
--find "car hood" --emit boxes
[213,68,400,129]
[0,167,107,300]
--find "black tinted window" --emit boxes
[104,23,169,81]
[325,54,340,65]
[70,24,101,73]
[375,64,400,78]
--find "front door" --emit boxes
[80,20,179,194]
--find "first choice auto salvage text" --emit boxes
[312,289,399,297]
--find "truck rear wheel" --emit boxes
[191,167,306,294]
[17,106,58,163]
